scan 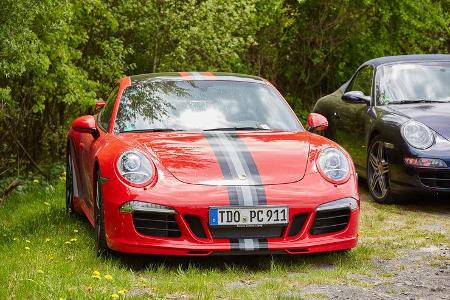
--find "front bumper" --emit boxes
[388,159,450,194]
[102,172,360,256]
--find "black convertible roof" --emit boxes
[363,54,450,67]
[129,72,266,84]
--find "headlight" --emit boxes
[117,150,154,186]
[317,147,350,183]
[401,120,434,149]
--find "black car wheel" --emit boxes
[367,136,396,204]
[94,169,109,256]
[66,149,75,215]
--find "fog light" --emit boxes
[119,201,176,214]
[404,157,447,168]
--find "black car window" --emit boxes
[114,80,302,132]
[348,66,374,96]
[377,62,450,105]
[98,86,119,131]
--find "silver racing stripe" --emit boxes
[204,132,268,251]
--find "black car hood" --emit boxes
[389,103,450,140]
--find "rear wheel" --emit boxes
[66,148,75,215]
[367,136,396,204]
[94,169,109,256]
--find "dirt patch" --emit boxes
[297,245,450,299]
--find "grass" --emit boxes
[0,179,449,299]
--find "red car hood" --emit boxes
[135,131,311,186]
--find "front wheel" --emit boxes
[94,169,109,256]
[367,136,396,204]
[66,149,75,215]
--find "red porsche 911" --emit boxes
[66,72,360,256]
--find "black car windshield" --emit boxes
[377,62,450,105]
[114,80,302,132]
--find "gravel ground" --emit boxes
[300,245,449,299]
[298,189,450,300]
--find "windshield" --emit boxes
[377,62,450,104]
[114,80,302,132]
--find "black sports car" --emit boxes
[313,54,450,203]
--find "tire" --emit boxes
[66,147,76,215]
[367,135,396,204]
[94,169,109,256]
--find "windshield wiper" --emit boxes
[392,99,448,104]
[203,126,271,131]
[120,128,182,133]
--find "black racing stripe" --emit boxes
[225,133,262,183]
[225,133,267,205]
[205,133,234,180]
[257,238,268,250]
[205,132,270,251]
[226,186,239,206]
[254,186,267,205]
[230,239,240,251]
[205,132,241,206]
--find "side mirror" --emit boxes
[342,91,370,104]
[72,115,99,138]
[307,113,328,132]
[95,99,106,109]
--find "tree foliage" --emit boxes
[0,0,449,178]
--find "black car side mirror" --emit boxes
[342,91,370,105]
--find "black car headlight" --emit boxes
[117,150,154,186]
[401,120,434,150]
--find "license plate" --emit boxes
[209,206,288,226]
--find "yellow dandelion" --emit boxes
[37,269,44,274]
[104,274,113,280]
[65,241,71,245]
[111,294,119,299]
[59,298,66,300]
[44,202,50,206]
[26,240,31,243]
[74,229,79,233]
[33,179,39,184]
[25,246,30,250]
[70,238,77,242]
[118,289,127,295]
[13,237,18,241]
[92,270,100,276]
[91,274,101,280]
[45,238,51,242]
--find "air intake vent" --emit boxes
[310,207,350,235]
[211,226,284,239]
[287,213,308,237]
[419,170,450,189]
[133,212,181,237]
[184,215,207,238]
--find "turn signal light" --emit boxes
[404,157,447,168]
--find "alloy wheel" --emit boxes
[367,141,390,199]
